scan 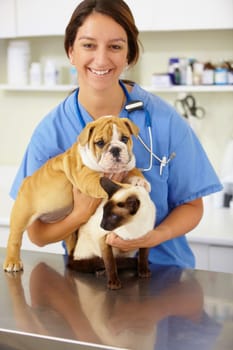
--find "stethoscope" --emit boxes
[74,80,176,175]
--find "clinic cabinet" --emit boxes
[189,242,233,273]
[0,0,16,38]
[126,0,233,31]
[0,0,233,38]
[0,0,81,38]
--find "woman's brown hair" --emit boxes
[64,0,140,66]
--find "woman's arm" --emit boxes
[106,197,203,251]
[27,188,101,247]
[27,172,127,247]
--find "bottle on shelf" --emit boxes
[43,60,58,86]
[214,60,228,85]
[202,62,215,85]
[185,62,193,86]
[69,66,78,85]
[7,40,30,85]
[29,62,41,85]
[168,58,180,85]
[226,61,233,85]
[193,61,204,85]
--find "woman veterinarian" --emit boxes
[10,0,222,268]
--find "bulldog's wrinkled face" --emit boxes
[78,116,139,173]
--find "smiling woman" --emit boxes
[9,0,222,270]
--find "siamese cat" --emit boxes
[68,177,156,290]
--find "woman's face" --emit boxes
[68,12,128,91]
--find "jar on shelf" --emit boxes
[7,40,30,85]
[43,60,58,86]
[168,58,180,85]
[214,61,228,85]
[185,63,193,86]
[69,66,78,85]
[29,62,41,85]
[202,62,214,85]
[225,61,233,85]
[193,61,204,85]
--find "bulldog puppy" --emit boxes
[4,116,149,273]
[68,177,156,290]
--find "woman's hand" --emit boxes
[106,198,203,252]
[106,230,154,252]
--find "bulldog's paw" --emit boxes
[3,258,23,272]
[127,176,151,192]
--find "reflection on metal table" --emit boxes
[0,247,232,350]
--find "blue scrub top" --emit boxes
[10,83,222,268]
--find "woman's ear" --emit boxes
[68,47,74,65]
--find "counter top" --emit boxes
[0,248,232,350]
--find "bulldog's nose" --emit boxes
[110,147,121,158]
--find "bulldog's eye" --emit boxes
[121,136,129,144]
[95,139,105,148]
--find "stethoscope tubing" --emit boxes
[74,80,175,174]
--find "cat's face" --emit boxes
[100,177,141,231]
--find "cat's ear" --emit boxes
[100,177,122,198]
[126,195,140,215]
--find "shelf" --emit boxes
[0,84,233,93]
[145,85,233,93]
[0,84,77,92]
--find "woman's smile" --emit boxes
[88,68,112,76]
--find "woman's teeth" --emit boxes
[90,68,110,76]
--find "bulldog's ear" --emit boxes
[100,177,122,198]
[78,124,95,146]
[122,118,139,136]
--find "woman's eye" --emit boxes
[95,139,105,148]
[121,136,129,144]
[111,45,121,50]
[83,43,95,49]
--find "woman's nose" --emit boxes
[94,47,109,66]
